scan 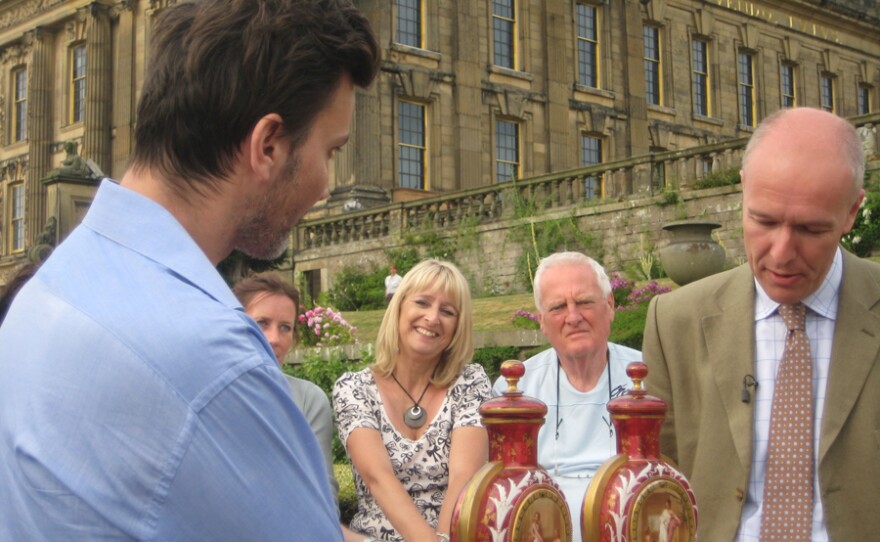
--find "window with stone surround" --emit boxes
[737,51,755,127]
[692,39,710,116]
[492,0,516,69]
[395,0,422,49]
[70,44,86,124]
[9,182,24,253]
[644,25,662,106]
[397,100,427,190]
[495,119,519,183]
[780,63,797,108]
[12,67,27,142]
[857,84,871,115]
[580,134,603,200]
[820,74,835,113]
[576,3,599,88]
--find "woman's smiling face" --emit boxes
[397,287,458,362]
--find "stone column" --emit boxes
[622,0,650,193]
[453,1,484,189]
[112,1,137,177]
[26,29,53,245]
[543,2,573,170]
[82,4,112,173]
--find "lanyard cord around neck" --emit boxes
[555,348,611,440]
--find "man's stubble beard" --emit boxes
[234,155,301,261]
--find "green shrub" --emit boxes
[327,264,385,311]
[692,168,740,189]
[472,345,522,382]
[842,181,880,257]
[286,348,371,463]
[610,303,650,349]
[335,464,358,525]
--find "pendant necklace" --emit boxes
[390,372,433,429]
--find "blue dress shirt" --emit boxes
[0,180,340,541]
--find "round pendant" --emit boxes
[404,406,427,429]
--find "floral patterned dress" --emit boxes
[333,364,492,541]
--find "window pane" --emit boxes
[692,40,708,116]
[644,27,660,105]
[492,0,515,69]
[738,52,754,127]
[820,76,834,112]
[495,120,519,183]
[398,101,425,190]
[72,45,86,123]
[14,69,27,141]
[581,135,602,200]
[396,0,421,48]
[576,4,598,88]
[780,64,796,108]
[858,85,871,115]
[12,184,25,251]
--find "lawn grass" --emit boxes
[343,292,538,345]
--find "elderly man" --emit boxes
[643,107,880,541]
[0,1,379,540]
[493,252,641,540]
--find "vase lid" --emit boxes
[480,360,548,420]
[606,361,667,417]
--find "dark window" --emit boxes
[396,0,421,48]
[398,101,426,190]
[644,26,661,105]
[13,68,26,141]
[71,45,86,123]
[580,135,602,199]
[780,64,796,108]
[495,120,519,183]
[492,0,515,69]
[737,52,755,127]
[576,4,598,88]
[692,40,708,116]
[820,75,834,112]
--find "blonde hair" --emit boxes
[372,259,474,387]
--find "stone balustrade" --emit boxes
[296,112,880,255]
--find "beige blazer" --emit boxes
[642,251,880,541]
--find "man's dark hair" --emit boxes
[131,0,380,196]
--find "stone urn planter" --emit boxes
[658,220,725,286]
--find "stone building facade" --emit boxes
[0,0,877,285]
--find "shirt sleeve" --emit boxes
[155,364,341,541]
[451,364,493,429]
[333,370,380,447]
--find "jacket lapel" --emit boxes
[820,252,880,464]
[704,265,757,471]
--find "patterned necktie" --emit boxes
[760,303,813,541]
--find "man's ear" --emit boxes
[247,113,288,184]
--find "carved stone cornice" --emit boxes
[0,0,69,33]
[0,40,31,65]
[0,155,29,182]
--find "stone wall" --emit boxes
[293,184,745,297]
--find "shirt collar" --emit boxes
[754,247,842,321]
[82,179,242,309]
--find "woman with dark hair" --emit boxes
[233,271,338,498]
[333,259,492,541]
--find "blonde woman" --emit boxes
[333,260,491,541]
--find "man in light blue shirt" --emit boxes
[0,1,380,540]
[493,252,641,542]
